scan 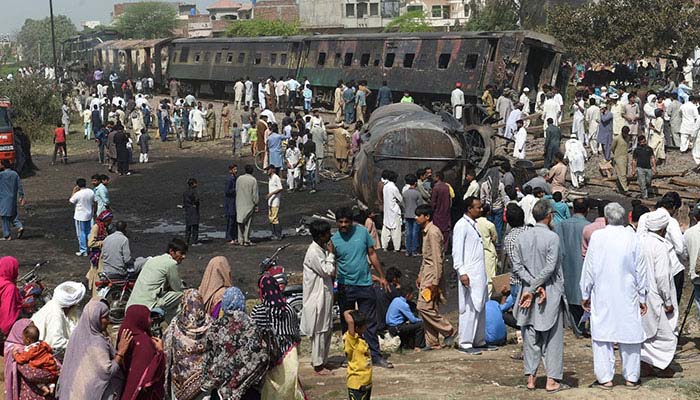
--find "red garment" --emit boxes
[118,305,165,400]
[431,181,452,236]
[0,257,22,335]
[12,341,59,376]
[581,217,606,258]
[53,128,66,144]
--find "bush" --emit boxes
[0,75,66,141]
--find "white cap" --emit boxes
[523,87,530,92]
[609,93,619,100]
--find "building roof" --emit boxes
[207,0,243,10]
[94,38,171,50]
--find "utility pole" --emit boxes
[49,0,59,85]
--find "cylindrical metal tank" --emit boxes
[353,103,493,208]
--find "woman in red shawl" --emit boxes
[0,256,22,337]
[4,319,54,400]
[118,305,166,400]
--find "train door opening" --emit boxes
[523,46,554,91]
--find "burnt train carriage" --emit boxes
[168,37,302,97]
[298,31,563,122]
[92,39,172,87]
[61,29,120,74]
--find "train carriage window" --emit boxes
[173,51,179,63]
[465,54,478,70]
[384,53,395,67]
[438,53,450,69]
[227,53,234,63]
[403,53,415,68]
[215,52,222,64]
[317,52,327,66]
[270,53,277,65]
[237,52,246,64]
[179,47,189,63]
[194,52,201,64]
[280,53,288,65]
[488,39,498,62]
[360,53,371,67]
[254,53,262,65]
[373,58,380,66]
[203,52,210,62]
[344,53,354,67]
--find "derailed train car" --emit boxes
[92,38,172,86]
[167,31,564,122]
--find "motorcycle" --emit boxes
[19,260,51,317]
[96,269,138,324]
[260,244,304,319]
[260,244,340,322]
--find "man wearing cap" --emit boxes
[520,88,531,114]
[451,82,465,122]
[32,281,86,357]
[505,103,524,140]
[639,209,678,378]
[581,202,646,389]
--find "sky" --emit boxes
[1,0,243,36]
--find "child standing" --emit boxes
[304,145,317,193]
[13,325,60,396]
[138,129,150,163]
[52,122,68,165]
[183,178,200,245]
[285,139,301,192]
[344,310,372,400]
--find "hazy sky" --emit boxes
[1,0,241,35]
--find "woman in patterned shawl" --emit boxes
[163,289,212,400]
[201,287,269,400]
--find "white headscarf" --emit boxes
[53,281,86,308]
[646,208,670,232]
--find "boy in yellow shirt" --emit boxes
[343,310,372,400]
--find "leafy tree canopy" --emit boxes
[547,0,700,62]
[460,0,519,31]
[17,15,77,65]
[226,19,302,37]
[383,10,433,33]
[114,1,179,39]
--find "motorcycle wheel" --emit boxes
[105,287,132,324]
[288,295,303,321]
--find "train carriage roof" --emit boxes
[95,38,172,50]
[171,30,563,52]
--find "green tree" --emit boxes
[114,2,179,39]
[226,19,301,37]
[462,0,519,31]
[0,75,65,140]
[17,15,77,65]
[547,0,700,62]
[383,10,433,33]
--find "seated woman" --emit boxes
[164,289,212,400]
[198,256,233,318]
[250,275,306,400]
[119,305,166,400]
[202,287,269,399]
[31,281,86,359]
[57,300,133,400]
[0,256,22,339]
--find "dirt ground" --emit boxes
[3,101,700,399]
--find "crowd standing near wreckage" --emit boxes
[10,27,700,399]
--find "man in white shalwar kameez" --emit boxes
[381,173,403,251]
[452,196,489,354]
[513,120,527,159]
[639,210,678,378]
[564,138,587,188]
[505,103,524,140]
[571,96,586,143]
[679,96,699,152]
[511,199,568,393]
[495,91,514,135]
[301,220,336,374]
[519,88,531,114]
[451,82,465,122]
[581,203,647,389]
[585,98,601,155]
[542,93,561,132]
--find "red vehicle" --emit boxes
[0,97,14,165]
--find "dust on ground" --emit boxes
[3,101,700,399]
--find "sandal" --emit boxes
[589,381,612,390]
[624,382,641,390]
[547,383,571,394]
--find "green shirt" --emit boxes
[400,96,414,103]
[332,225,374,286]
[127,254,183,309]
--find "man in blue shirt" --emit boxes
[484,297,508,346]
[386,287,425,351]
[376,81,393,108]
[331,206,392,368]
